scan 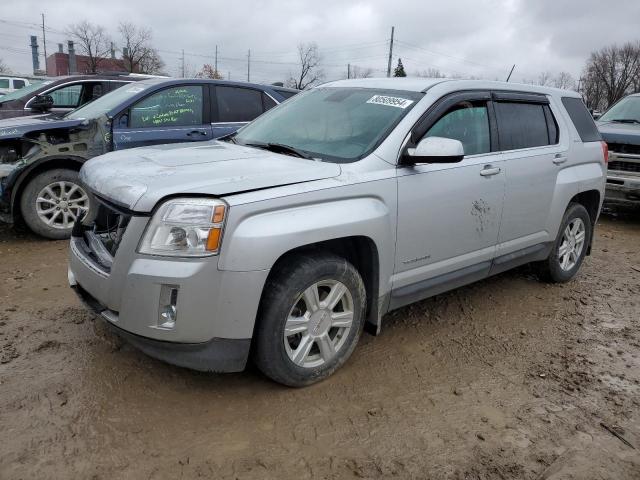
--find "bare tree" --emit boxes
[581,42,640,109]
[416,67,445,78]
[552,71,576,90]
[287,42,323,90]
[196,64,223,79]
[119,22,163,74]
[537,71,552,86]
[350,65,373,78]
[0,58,10,74]
[67,21,112,73]
[137,48,165,75]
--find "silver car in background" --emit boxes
[69,78,607,386]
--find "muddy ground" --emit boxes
[1,209,639,479]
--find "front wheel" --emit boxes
[253,253,366,387]
[538,203,592,283]
[20,169,91,239]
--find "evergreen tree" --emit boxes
[393,58,407,77]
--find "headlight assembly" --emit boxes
[138,198,227,257]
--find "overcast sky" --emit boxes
[2,0,640,85]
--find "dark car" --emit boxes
[596,93,640,206]
[0,74,151,120]
[0,78,298,238]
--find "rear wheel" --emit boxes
[20,169,91,239]
[254,252,366,387]
[538,203,591,283]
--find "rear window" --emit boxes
[495,102,551,150]
[561,97,602,142]
[216,86,264,122]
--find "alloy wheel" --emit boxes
[35,181,89,230]
[558,218,586,271]
[284,280,354,368]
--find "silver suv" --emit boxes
[69,79,607,386]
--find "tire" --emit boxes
[537,203,592,283]
[253,252,366,387]
[20,168,92,240]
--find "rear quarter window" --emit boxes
[561,97,602,142]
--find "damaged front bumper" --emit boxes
[70,280,251,373]
[67,210,268,373]
[0,163,24,223]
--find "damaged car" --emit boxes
[69,79,606,386]
[0,78,297,238]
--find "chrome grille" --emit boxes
[608,161,640,173]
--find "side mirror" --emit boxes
[592,112,601,120]
[402,136,465,165]
[30,94,54,112]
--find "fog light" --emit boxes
[158,285,179,329]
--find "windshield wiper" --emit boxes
[245,142,314,159]
[610,118,640,124]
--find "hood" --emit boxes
[597,120,640,146]
[80,141,342,212]
[0,115,88,140]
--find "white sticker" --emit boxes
[366,95,414,109]
[125,86,147,93]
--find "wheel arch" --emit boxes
[10,155,85,221]
[569,189,601,255]
[257,236,383,338]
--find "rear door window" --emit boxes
[424,100,491,156]
[12,79,25,89]
[129,85,204,128]
[561,97,602,142]
[495,102,551,150]
[215,86,264,122]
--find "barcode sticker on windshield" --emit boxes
[367,95,414,109]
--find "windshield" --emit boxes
[0,80,50,103]
[233,87,423,162]
[65,83,150,119]
[600,96,640,123]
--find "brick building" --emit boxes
[45,42,136,76]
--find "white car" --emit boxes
[0,77,32,95]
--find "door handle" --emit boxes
[553,154,568,165]
[480,166,501,177]
[186,130,207,137]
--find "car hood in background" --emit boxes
[80,141,342,212]
[597,121,640,146]
[0,115,88,139]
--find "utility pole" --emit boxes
[214,45,218,74]
[386,26,395,78]
[181,49,185,77]
[347,63,350,79]
[41,13,47,75]
[247,49,251,82]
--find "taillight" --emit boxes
[601,141,609,164]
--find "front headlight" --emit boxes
[138,198,227,257]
